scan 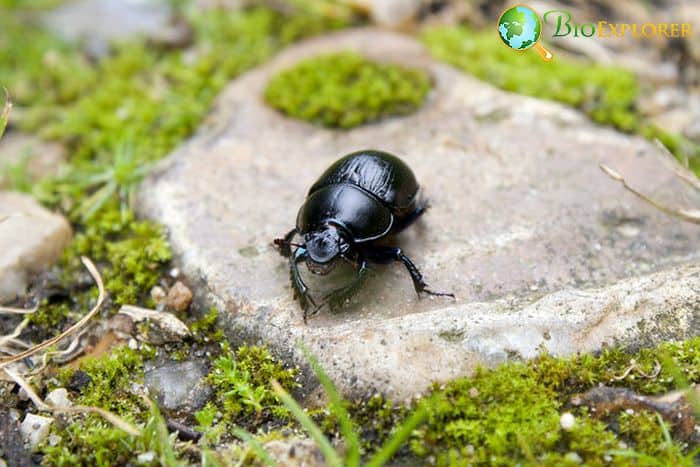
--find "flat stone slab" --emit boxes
[139,29,700,400]
[0,192,72,303]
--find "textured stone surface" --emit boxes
[19,413,53,449]
[139,29,700,400]
[0,192,72,303]
[263,438,324,467]
[144,359,211,412]
[0,133,66,188]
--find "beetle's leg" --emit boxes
[318,258,369,311]
[367,246,454,299]
[290,247,316,320]
[274,228,298,258]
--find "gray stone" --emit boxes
[19,413,53,449]
[263,438,324,467]
[352,0,423,27]
[42,0,183,58]
[0,192,72,303]
[138,29,700,400]
[0,133,66,188]
[45,388,71,408]
[144,359,211,412]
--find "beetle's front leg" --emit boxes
[316,258,369,313]
[289,247,316,320]
[274,228,298,258]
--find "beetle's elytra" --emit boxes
[274,149,454,321]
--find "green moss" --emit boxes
[41,390,184,467]
[191,307,225,344]
[422,26,639,131]
[410,338,700,465]
[413,378,613,466]
[531,338,700,396]
[66,208,172,305]
[43,346,161,466]
[265,52,431,129]
[63,345,147,412]
[0,10,95,131]
[208,345,299,423]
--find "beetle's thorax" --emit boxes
[303,224,349,275]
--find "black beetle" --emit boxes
[274,149,453,320]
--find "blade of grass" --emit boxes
[0,88,11,140]
[366,403,428,467]
[607,449,663,466]
[655,413,672,446]
[300,345,360,466]
[231,428,277,467]
[270,379,342,467]
[659,352,700,416]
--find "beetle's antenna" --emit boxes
[273,238,303,248]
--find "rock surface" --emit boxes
[19,413,53,449]
[0,132,66,188]
[138,29,700,400]
[144,359,211,412]
[0,192,72,303]
[42,0,183,57]
[263,438,324,467]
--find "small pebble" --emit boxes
[48,434,62,447]
[20,414,53,448]
[169,267,180,279]
[560,412,576,431]
[469,387,479,398]
[165,281,192,311]
[150,285,167,304]
[67,370,92,393]
[137,452,156,464]
[45,388,71,407]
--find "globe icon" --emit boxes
[498,5,541,50]
[497,5,553,61]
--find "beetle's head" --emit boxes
[304,225,348,275]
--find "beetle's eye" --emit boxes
[307,233,339,264]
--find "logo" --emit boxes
[498,5,553,62]
[498,4,693,62]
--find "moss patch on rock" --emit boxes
[408,338,700,465]
[422,26,700,171]
[265,51,431,129]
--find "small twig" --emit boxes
[612,359,661,381]
[166,418,202,442]
[600,164,700,224]
[0,257,105,369]
[652,139,700,193]
[4,366,49,410]
[0,317,30,348]
[3,366,141,437]
[0,304,39,315]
